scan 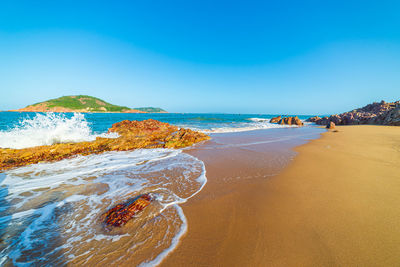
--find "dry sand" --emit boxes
[161,125,400,266]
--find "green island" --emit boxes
[12,95,167,113]
[133,107,166,113]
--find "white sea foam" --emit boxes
[177,117,305,134]
[201,120,300,133]
[0,149,207,266]
[248,117,270,122]
[143,163,207,267]
[139,204,188,267]
[0,113,118,149]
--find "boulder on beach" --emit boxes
[306,116,321,123]
[326,122,335,129]
[292,117,304,126]
[276,116,303,126]
[270,116,281,123]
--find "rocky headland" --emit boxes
[307,100,400,126]
[0,119,209,171]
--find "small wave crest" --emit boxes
[248,117,270,122]
[178,117,304,134]
[0,113,118,149]
[199,118,300,133]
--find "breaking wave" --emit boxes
[0,113,118,149]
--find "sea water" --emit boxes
[0,112,313,149]
[0,112,314,266]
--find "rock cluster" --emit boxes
[270,116,304,126]
[307,101,400,126]
[0,119,210,171]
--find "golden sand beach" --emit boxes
[162,125,400,266]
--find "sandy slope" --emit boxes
[162,125,400,266]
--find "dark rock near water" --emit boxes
[102,194,152,229]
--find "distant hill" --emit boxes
[134,107,167,113]
[10,95,167,113]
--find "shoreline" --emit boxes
[2,115,399,265]
[161,125,400,266]
[161,127,324,266]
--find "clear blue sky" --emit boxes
[1,0,399,114]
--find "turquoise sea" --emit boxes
[0,111,314,136]
[0,112,318,266]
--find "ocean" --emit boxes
[0,112,317,266]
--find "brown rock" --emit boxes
[292,116,304,126]
[326,122,335,129]
[102,194,152,229]
[306,116,321,123]
[0,119,210,171]
[277,116,303,126]
[270,116,303,126]
[270,116,281,123]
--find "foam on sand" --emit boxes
[0,149,207,266]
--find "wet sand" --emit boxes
[161,125,400,266]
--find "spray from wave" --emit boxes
[0,113,118,149]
